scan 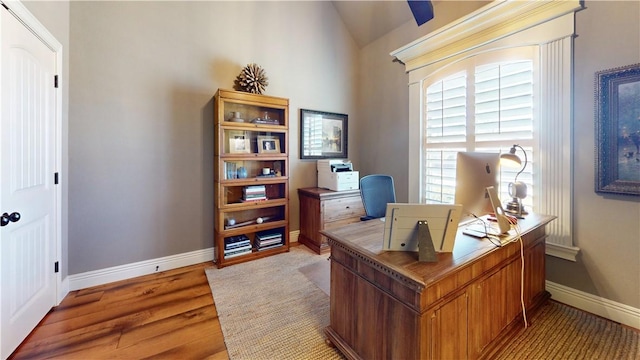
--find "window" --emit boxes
[391,0,582,260]
[422,57,535,212]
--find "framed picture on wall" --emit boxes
[595,63,640,196]
[300,109,348,159]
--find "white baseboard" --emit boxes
[68,247,214,291]
[546,280,640,330]
[67,231,300,292]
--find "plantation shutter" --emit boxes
[423,60,534,208]
[424,72,467,203]
[474,61,533,142]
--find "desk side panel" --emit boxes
[330,259,357,347]
[330,247,421,359]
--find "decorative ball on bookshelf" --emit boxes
[233,63,269,94]
[227,218,236,226]
[256,217,264,224]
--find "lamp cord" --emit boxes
[511,223,528,329]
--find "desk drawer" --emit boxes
[323,197,365,222]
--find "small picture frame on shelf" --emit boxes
[257,136,281,153]
[229,135,251,154]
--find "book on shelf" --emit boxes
[251,118,280,125]
[257,242,284,251]
[243,191,266,196]
[224,235,250,249]
[223,234,253,258]
[241,196,267,202]
[225,234,250,243]
[225,240,250,250]
[257,233,282,241]
[243,185,267,201]
[224,248,252,259]
[224,162,237,180]
[224,244,252,254]
[256,236,281,245]
[255,230,283,249]
[256,231,282,240]
[256,239,282,248]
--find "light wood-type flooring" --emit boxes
[9,262,228,359]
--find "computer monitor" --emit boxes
[454,152,500,219]
[382,203,463,253]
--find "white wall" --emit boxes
[359,1,640,309]
[546,0,640,308]
[65,1,359,274]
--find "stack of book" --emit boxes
[255,231,283,251]
[251,118,280,125]
[224,235,252,258]
[242,185,267,202]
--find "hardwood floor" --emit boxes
[9,263,228,359]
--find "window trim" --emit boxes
[390,0,583,261]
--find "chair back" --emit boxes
[359,174,396,220]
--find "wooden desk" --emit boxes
[322,213,555,360]
[298,187,365,254]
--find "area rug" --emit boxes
[494,300,640,359]
[206,246,639,360]
[205,247,343,360]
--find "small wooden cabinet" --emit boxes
[298,187,365,254]
[213,89,290,267]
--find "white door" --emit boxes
[0,6,58,359]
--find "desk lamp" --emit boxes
[500,144,528,217]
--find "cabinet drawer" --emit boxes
[325,216,363,230]
[323,197,365,222]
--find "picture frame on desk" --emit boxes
[595,63,640,196]
[299,109,348,159]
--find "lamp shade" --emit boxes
[500,153,522,166]
[501,144,528,217]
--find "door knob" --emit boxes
[9,212,20,222]
[1,212,21,227]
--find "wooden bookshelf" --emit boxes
[213,89,290,267]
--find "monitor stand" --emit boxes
[416,220,437,262]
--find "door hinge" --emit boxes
[54,261,59,273]
[54,172,59,185]
[54,75,59,88]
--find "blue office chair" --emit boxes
[359,174,396,221]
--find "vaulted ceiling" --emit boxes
[331,1,415,47]
[331,1,491,47]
